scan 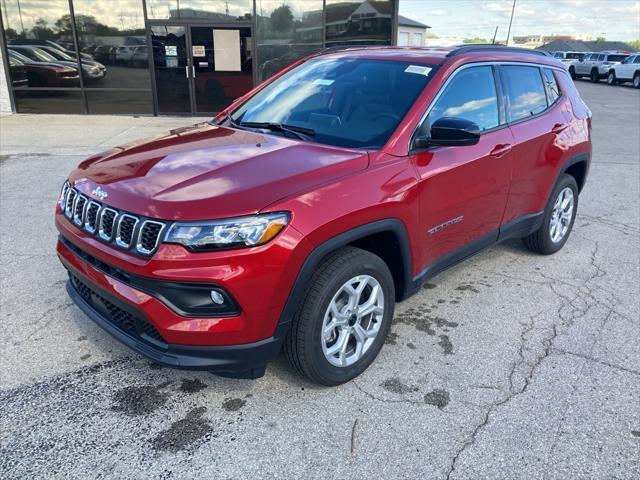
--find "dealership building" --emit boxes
[0,1,400,116]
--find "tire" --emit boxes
[284,247,395,386]
[633,72,640,89]
[523,174,579,255]
[569,66,576,79]
[607,71,617,85]
[590,68,600,83]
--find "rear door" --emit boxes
[500,65,569,224]
[410,65,513,271]
[577,54,593,75]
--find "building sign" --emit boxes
[192,45,205,57]
[213,29,241,72]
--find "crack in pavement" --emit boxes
[444,239,621,480]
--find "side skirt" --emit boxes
[406,211,543,296]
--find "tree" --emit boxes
[463,37,488,44]
[595,36,606,42]
[629,39,640,49]
[31,18,56,40]
[270,4,294,32]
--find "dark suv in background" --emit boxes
[56,45,591,385]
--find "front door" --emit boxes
[411,65,512,272]
[150,24,253,115]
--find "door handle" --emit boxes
[552,123,569,134]
[192,66,196,78]
[185,66,190,78]
[490,144,512,157]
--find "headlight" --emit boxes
[164,212,289,251]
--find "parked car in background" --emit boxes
[8,56,28,87]
[34,45,107,81]
[8,38,93,60]
[569,51,629,82]
[55,45,591,385]
[9,45,105,82]
[607,53,640,88]
[551,51,585,66]
[7,50,80,87]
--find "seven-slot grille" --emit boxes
[60,183,166,256]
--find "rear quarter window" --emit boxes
[542,69,561,105]
[500,65,548,122]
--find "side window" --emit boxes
[500,65,548,122]
[634,56,640,64]
[598,54,605,61]
[428,66,499,132]
[542,68,561,105]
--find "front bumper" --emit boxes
[64,267,284,377]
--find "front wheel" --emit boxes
[284,247,395,385]
[607,71,617,85]
[569,66,576,79]
[523,174,579,255]
[633,72,640,89]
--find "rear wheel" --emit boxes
[590,68,600,83]
[633,72,640,89]
[607,71,617,85]
[523,174,579,255]
[569,66,576,79]
[284,247,394,386]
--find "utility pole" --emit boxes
[506,0,516,45]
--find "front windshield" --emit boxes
[43,48,73,61]
[8,50,32,63]
[28,48,58,62]
[230,58,435,149]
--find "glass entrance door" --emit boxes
[150,25,191,114]
[189,26,254,114]
[150,24,254,115]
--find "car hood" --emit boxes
[70,123,369,221]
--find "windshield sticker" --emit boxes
[405,65,432,76]
[313,79,335,86]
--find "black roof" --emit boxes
[398,15,430,29]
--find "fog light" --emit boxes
[210,290,225,305]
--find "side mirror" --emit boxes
[413,117,481,149]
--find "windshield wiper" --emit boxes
[217,111,241,128]
[239,122,316,141]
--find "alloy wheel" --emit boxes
[549,187,574,243]
[321,275,384,367]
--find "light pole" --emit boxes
[506,0,516,45]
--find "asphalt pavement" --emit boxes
[1,81,638,479]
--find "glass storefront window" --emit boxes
[256,0,323,83]
[12,90,85,114]
[1,0,81,89]
[325,0,394,47]
[146,0,253,21]
[72,0,151,90]
[86,90,153,114]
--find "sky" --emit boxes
[399,0,640,42]
[2,0,639,41]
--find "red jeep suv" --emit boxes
[56,45,592,385]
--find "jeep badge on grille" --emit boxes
[91,186,108,200]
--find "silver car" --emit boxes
[569,51,629,82]
[607,53,640,88]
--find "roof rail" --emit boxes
[446,44,550,58]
